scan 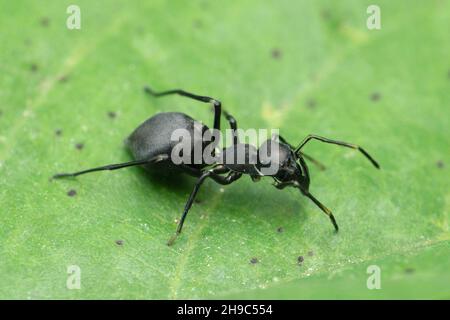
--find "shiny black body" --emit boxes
[54,86,380,245]
[126,112,210,174]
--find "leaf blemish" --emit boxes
[107,111,117,119]
[404,267,415,274]
[308,251,314,257]
[297,256,304,265]
[370,92,381,102]
[276,226,284,233]
[67,189,77,197]
[75,143,84,150]
[58,75,69,83]
[271,48,282,60]
[193,19,203,29]
[250,257,259,264]
[40,17,50,27]
[55,129,62,137]
[115,240,124,246]
[136,26,145,34]
[321,9,331,20]
[436,160,444,169]
[306,99,317,109]
[30,64,38,72]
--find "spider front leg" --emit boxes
[295,134,380,169]
[277,134,326,170]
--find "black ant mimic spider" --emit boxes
[54,86,380,245]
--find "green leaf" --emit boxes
[0,0,449,299]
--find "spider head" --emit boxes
[257,137,305,183]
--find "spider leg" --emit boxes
[295,134,379,169]
[144,85,222,131]
[53,154,169,179]
[167,168,242,246]
[301,189,339,232]
[277,134,326,170]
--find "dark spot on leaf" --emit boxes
[276,227,284,233]
[40,17,50,27]
[115,240,124,246]
[107,111,117,119]
[404,267,415,274]
[271,48,282,60]
[308,251,314,257]
[306,99,317,109]
[55,129,62,136]
[370,92,381,102]
[250,257,259,264]
[436,160,444,169]
[200,1,209,9]
[321,9,331,20]
[194,198,202,204]
[58,75,69,83]
[297,256,304,264]
[75,143,84,150]
[30,64,38,72]
[193,19,203,28]
[67,189,77,197]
